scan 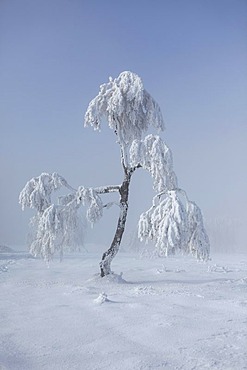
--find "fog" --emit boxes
[1,0,246,253]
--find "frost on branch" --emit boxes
[29,200,83,262]
[77,186,104,225]
[138,190,209,260]
[19,172,71,213]
[187,201,210,260]
[84,71,164,147]
[138,191,188,256]
[130,135,177,192]
[19,171,118,261]
[19,172,110,261]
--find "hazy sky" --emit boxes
[0,0,247,251]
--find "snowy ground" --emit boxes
[1,249,247,370]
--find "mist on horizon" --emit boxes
[1,0,246,254]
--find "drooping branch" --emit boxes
[186,201,210,260]
[28,195,84,262]
[138,190,188,255]
[19,172,76,213]
[130,135,177,192]
[93,185,120,194]
[84,71,164,147]
[19,173,121,262]
[138,188,210,260]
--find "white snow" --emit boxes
[84,71,164,148]
[1,249,247,370]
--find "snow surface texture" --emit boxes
[1,250,247,370]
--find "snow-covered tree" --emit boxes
[20,71,209,276]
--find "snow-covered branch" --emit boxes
[84,71,165,169]
[93,185,120,194]
[19,172,76,213]
[130,135,177,192]
[76,186,104,225]
[138,189,209,260]
[29,200,84,262]
[19,173,121,261]
[186,201,210,260]
[85,72,164,142]
[138,190,188,255]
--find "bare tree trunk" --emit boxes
[100,172,131,277]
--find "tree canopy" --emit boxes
[20,71,209,275]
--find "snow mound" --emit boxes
[0,264,8,273]
[0,260,15,273]
[87,272,127,284]
[94,292,109,304]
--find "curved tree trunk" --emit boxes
[100,172,131,277]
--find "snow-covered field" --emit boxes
[1,249,247,370]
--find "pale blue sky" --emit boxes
[0,0,247,250]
